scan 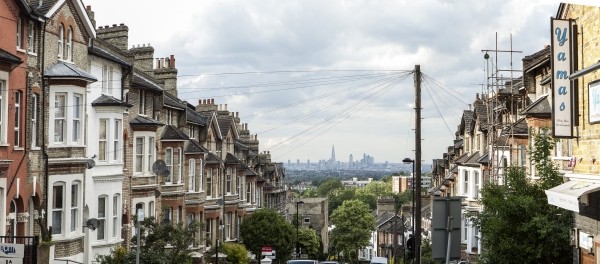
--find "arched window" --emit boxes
[66,27,73,61]
[57,24,64,59]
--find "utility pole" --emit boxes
[414,64,422,264]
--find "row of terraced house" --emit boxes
[427,3,600,264]
[1,0,288,262]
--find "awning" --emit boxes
[545,180,600,212]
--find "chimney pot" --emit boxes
[86,5,91,11]
[120,23,124,26]
[225,104,228,110]
[112,24,117,27]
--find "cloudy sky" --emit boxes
[85,0,594,164]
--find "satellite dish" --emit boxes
[86,159,96,169]
[152,160,167,176]
[86,218,99,231]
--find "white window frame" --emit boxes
[199,159,204,192]
[139,90,146,115]
[0,77,8,145]
[206,168,212,198]
[54,93,66,143]
[70,181,80,233]
[14,91,21,148]
[178,147,183,183]
[27,21,35,53]
[99,119,108,161]
[112,194,120,238]
[31,93,38,148]
[113,119,121,162]
[133,133,155,176]
[57,24,64,59]
[462,170,469,196]
[97,195,107,241]
[165,148,173,183]
[50,89,85,146]
[102,65,113,95]
[66,27,72,61]
[473,171,480,199]
[189,159,196,192]
[16,18,22,49]
[72,93,82,143]
[226,167,232,194]
[188,125,195,139]
[52,182,65,235]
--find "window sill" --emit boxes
[16,48,26,53]
[48,144,86,148]
[52,233,84,242]
[92,238,124,247]
[0,143,10,147]
[13,147,24,151]
[27,51,37,56]
[31,146,41,151]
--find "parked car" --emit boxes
[287,260,319,264]
[370,257,388,264]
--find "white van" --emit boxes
[370,257,388,264]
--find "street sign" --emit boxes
[0,258,23,264]
[0,244,24,258]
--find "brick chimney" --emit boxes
[96,23,129,51]
[130,44,155,76]
[196,98,218,112]
[154,55,178,96]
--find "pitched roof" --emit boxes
[473,99,489,130]
[184,139,208,154]
[133,71,163,93]
[0,48,22,70]
[45,62,97,82]
[462,152,481,167]
[164,92,185,110]
[460,110,475,135]
[91,94,132,107]
[205,152,222,164]
[88,44,131,67]
[225,153,242,165]
[186,108,206,126]
[523,46,551,73]
[501,117,528,137]
[217,114,234,138]
[130,115,163,127]
[161,125,189,141]
[454,152,469,164]
[520,95,551,117]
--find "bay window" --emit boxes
[52,183,65,234]
[51,90,84,146]
[189,159,196,192]
[97,196,107,240]
[165,148,173,183]
[133,134,155,175]
[99,119,108,161]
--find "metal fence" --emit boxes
[0,235,38,264]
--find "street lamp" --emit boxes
[402,158,415,261]
[296,200,305,259]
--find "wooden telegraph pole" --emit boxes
[414,65,422,264]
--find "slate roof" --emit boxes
[501,117,528,137]
[245,167,258,177]
[161,125,189,141]
[133,71,163,93]
[523,46,551,73]
[520,95,551,117]
[164,93,185,110]
[91,94,132,107]
[130,115,162,126]
[225,153,242,165]
[186,107,206,126]
[33,0,58,15]
[205,152,222,164]
[184,139,208,154]
[454,152,469,164]
[477,152,489,164]
[45,62,97,82]
[89,45,131,67]
[235,141,250,150]
[462,152,481,167]
[460,110,475,135]
[217,115,234,138]
[0,48,22,69]
[473,99,489,131]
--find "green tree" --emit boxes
[356,181,392,210]
[330,200,376,263]
[476,129,572,264]
[298,227,321,259]
[317,178,344,196]
[328,188,356,215]
[240,208,294,261]
[96,216,200,264]
[222,242,251,264]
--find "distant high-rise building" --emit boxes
[331,145,336,163]
[349,154,353,164]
